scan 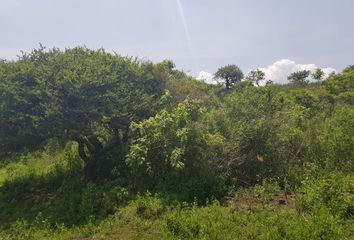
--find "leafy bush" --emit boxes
[296,172,354,218]
[126,100,229,201]
[132,192,165,220]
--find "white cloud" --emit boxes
[258,59,336,85]
[197,59,337,86]
[196,71,218,84]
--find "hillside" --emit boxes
[0,48,353,240]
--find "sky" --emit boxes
[1,0,353,83]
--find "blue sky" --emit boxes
[1,0,353,80]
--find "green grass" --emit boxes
[0,144,353,240]
[1,195,352,240]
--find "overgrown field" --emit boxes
[0,48,353,239]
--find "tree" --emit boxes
[245,69,265,86]
[312,68,324,82]
[266,80,274,85]
[343,65,354,73]
[324,69,354,95]
[0,47,165,179]
[287,70,311,85]
[215,65,244,89]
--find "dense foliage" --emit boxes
[0,47,165,178]
[287,70,311,85]
[214,64,244,89]
[0,47,353,239]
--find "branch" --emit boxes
[75,137,89,163]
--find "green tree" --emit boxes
[324,68,354,95]
[288,70,311,85]
[0,47,165,178]
[312,68,324,81]
[245,69,265,86]
[215,65,244,89]
[343,65,354,73]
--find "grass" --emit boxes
[1,196,352,240]
[0,143,353,240]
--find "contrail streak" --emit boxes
[175,0,198,71]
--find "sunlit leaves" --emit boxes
[126,100,205,174]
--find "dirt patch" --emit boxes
[268,192,295,210]
[223,191,295,210]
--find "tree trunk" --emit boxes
[75,133,124,180]
[75,136,98,179]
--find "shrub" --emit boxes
[132,192,165,220]
[296,172,354,218]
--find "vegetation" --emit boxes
[0,47,353,239]
[312,68,325,82]
[214,64,244,89]
[245,69,266,86]
[287,70,311,85]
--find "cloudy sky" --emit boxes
[1,0,353,83]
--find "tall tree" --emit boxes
[0,47,165,179]
[287,70,311,85]
[215,65,244,89]
[312,68,325,82]
[245,69,265,86]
